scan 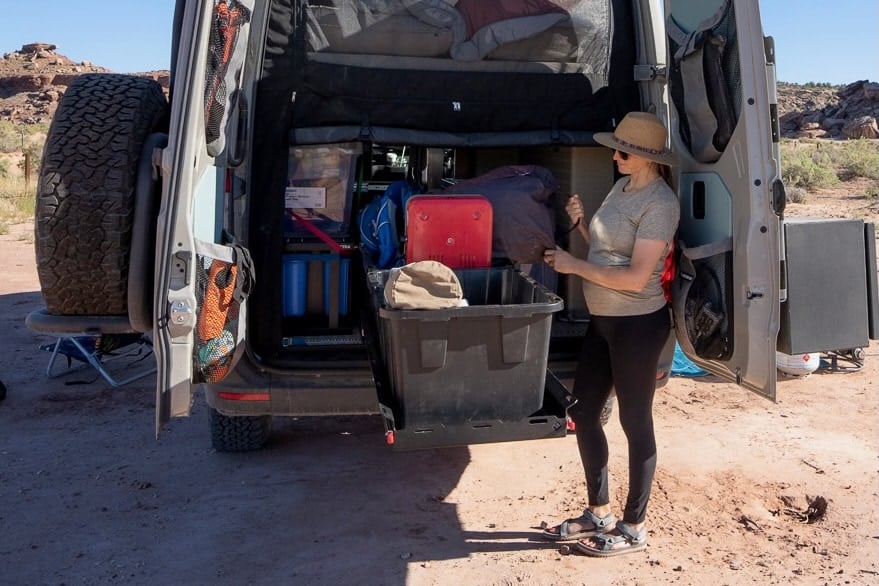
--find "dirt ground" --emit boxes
[1,191,877,585]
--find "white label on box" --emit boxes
[285,186,327,209]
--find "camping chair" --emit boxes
[26,308,157,388]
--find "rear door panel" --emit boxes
[666,0,780,400]
[155,0,256,433]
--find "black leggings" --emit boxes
[567,306,671,525]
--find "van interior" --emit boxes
[238,0,645,370]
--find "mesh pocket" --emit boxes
[193,243,254,383]
[204,0,253,157]
[684,252,733,360]
[673,239,733,361]
[667,0,741,163]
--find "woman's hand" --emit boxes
[543,247,579,275]
[565,194,584,225]
[565,194,590,245]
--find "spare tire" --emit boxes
[35,74,168,316]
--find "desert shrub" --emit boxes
[22,122,49,151]
[0,195,35,226]
[865,184,879,198]
[0,173,35,226]
[0,122,20,153]
[17,145,42,179]
[780,145,840,190]
[0,157,8,179]
[785,185,809,203]
[15,191,35,217]
[836,139,879,180]
[0,121,48,154]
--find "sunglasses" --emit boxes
[615,149,630,161]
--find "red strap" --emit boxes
[287,211,350,256]
[661,245,675,303]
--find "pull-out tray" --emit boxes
[378,369,575,450]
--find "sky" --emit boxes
[1,0,877,85]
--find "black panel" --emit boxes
[865,223,879,340]
[778,218,870,354]
[292,62,611,134]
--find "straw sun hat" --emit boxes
[593,112,677,165]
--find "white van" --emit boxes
[29,0,786,451]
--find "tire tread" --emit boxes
[36,74,168,315]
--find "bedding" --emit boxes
[455,0,567,37]
[307,4,455,57]
[304,0,603,66]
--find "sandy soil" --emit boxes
[1,198,877,585]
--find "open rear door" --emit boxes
[665,0,782,400]
[154,0,256,434]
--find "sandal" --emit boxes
[541,509,616,541]
[575,521,647,557]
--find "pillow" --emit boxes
[403,0,462,29]
[455,0,567,38]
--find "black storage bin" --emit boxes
[371,267,563,428]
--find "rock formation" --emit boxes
[0,44,168,125]
[777,81,879,140]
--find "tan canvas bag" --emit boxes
[384,260,463,310]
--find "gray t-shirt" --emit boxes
[582,177,680,316]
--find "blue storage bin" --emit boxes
[282,254,349,317]
[282,258,308,317]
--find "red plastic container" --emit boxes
[405,195,492,268]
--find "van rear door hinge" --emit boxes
[634,64,667,81]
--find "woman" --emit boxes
[541,112,679,557]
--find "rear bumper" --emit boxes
[204,352,381,417]
[204,352,575,450]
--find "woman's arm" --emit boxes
[544,238,669,292]
[575,220,590,245]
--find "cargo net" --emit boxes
[668,0,741,163]
[204,0,252,156]
[683,250,733,361]
[194,254,244,383]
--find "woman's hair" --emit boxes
[657,163,672,185]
